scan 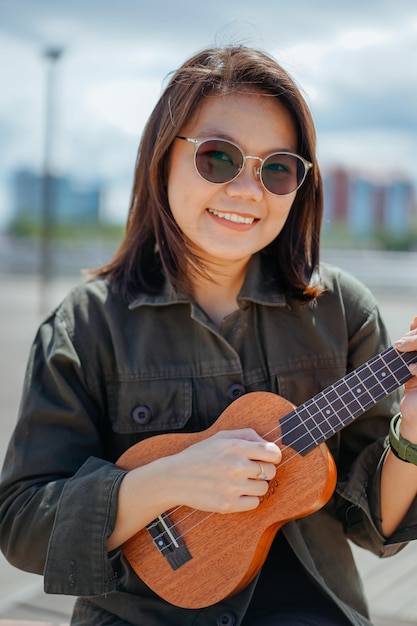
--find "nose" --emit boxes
[225,156,263,201]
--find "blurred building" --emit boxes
[323,167,416,239]
[12,169,102,226]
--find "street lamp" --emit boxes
[39,46,63,314]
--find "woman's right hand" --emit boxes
[168,428,282,514]
[107,428,281,551]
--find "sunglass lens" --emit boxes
[195,140,243,184]
[262,154,306,195]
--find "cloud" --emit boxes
[278,18,417,123]
[0,0,416,225]
[318,128,416,177]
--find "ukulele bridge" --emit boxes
[146,512,192,570]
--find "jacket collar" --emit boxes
[128,253,287,310]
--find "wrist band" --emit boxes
[389,413,417,466]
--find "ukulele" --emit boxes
[117,345,417,609]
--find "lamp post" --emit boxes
[39,46,63,314]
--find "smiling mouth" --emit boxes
[208,208,256,224]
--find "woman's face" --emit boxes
[167,92,298,272]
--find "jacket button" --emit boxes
[217,612,235,626]
[227,383,245,400]
[131,405,152,425]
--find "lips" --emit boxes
[207,208,256,224]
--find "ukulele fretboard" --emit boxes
[281,348,417,455]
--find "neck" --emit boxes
[191,259,249,327]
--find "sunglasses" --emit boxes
[176,136,313,196]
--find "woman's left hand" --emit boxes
[394,316,417,442]
[380,316,417,538]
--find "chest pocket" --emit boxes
[108,379,193,435]
[275,359,347,408]
[274,359,347,464]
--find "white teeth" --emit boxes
[208,209,255,224]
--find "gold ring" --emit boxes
[256,462,267,481]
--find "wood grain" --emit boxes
[117,391,336,608]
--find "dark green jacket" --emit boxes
[0,256,414,625]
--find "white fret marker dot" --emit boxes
[326,409,331,414]
[356,388,362,393]
[381,372,386,377]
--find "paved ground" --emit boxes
[0,257,416,624]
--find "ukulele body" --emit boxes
[117,391,337,608]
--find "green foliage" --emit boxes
[321,223,417,251]
[7,218,417,252]
[8,218,42,238]
[374,229,417,252]
[7,218,125,243]
[321,223,379,250]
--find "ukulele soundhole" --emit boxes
[146,512,192,570]
[259,478,279,503]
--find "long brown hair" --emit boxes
[93,45,324,301]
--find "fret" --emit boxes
[362,360,393,396]
[314,393,345,430]
[295,404,327,443]
[332,379,364,416]
[401,350,417,367]
[319,386,351,425]
[280,347,417,456]
[381,353,414,387]
[280,409,317,454]
[311,396,338,435]
[370,362,402,392]
[369,348,412,390]
[343,370,375,409]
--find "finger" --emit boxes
[214,431,282,464]
[252,460,276,481]
[254,460,268,481]
[394,329,417,352]
[233,495,265,512]
[214,428,268,444]
[249,480,271,498]
[250,440,282,465]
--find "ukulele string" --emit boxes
[154,351,408,547]
[151,350,409,549]
[262,348,408,445]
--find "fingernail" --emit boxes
[394,339,406,348]
[409,362,417,375]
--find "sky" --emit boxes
[0,0,416,226]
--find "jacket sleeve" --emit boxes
[0,308,127,596]
[333,294,417,556]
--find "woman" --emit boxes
[1,45,417,626]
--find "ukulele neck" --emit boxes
[281,347,417,455]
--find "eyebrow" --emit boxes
[194,131,298,155]
[195,129,234,141]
